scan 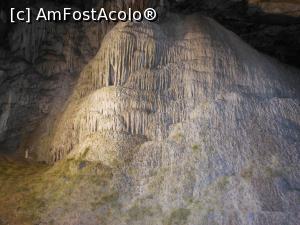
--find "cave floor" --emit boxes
[0,156,118,225]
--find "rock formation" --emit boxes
[23,13,299,224]
[0,1,300,225]
[1,0,300,156]
[0,1,116,154]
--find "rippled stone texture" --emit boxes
[27,14,300,224]
[1,0,300,156]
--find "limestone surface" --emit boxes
[29,14,300,225]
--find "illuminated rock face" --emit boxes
[0,0,155,154]
[35,14,300,224]
[40,14,300,165]
[1,1,300,154]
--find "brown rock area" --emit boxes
[248,0,300,17]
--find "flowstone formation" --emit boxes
[28,14,300,225]
[0,0,160,155]
[1,0,300,155]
